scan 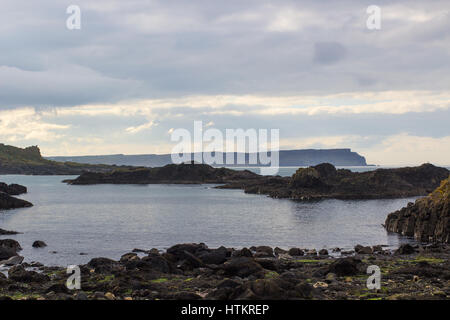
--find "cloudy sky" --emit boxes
[1,0,449,165]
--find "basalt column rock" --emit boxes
[385,177,450,243]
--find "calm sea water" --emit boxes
[0,171,419,267]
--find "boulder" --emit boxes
[8,265,50,283]
[0,239,21,260]
[354,245,373,254]
[0,183,27,196]
[327,258,365,276]
[395,244,416,255]
[87,257,121,273]
[232,248,253,258]
[166,243,208,260]
[288,248,304,256]
[32,240,47,248]
[222,257,264,278]
[319,249,329,256]
[0,192,33,210]
[198,246,227,265]
[137,255,172,273]
[0,255,24,266]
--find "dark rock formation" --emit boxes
[385,177,450,243]
[65,163,261,185]
[0,228,20,235]
[0,239,22,260]
[0,192,32,210]
[32,241,47,248]
[0,183,27,195]
[221,163,449,200]
[0,182,32,210]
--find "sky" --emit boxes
[0,0,449,165]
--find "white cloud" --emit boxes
[0,107,69,143]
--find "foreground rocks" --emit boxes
[0,182,32,210]
[386,177,450,243]
[0,242,449,300]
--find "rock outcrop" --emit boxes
[385,177,450,243]
[65,163,261,185]
[220,163,449,200]
[0,182,32,210]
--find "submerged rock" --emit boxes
[32,241,47,248]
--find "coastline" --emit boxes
[1,242,449,300]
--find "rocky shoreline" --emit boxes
[0,241,449,300]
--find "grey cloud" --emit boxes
[0,0,449,107]
[313,42,347,65]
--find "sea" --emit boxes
[1,165,442,266]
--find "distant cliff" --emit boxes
[0,144,128,175]
[48,149,367,167]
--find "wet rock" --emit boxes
[0,255,24,266]
[0,192,33,210]
[166,243,208,260]
[355,245,373,254]
[8,265,50,283]
[137,255,172,273]
[217,279,241,289]
[120,253,139,263]
[0,183,27,196]
[176,251,204,270]
[274,247,287,255]
[327,258,364,276]
[319,249,329,256]
[0,246,17,261]
[32,241,47,248]
[87,257,121,273]
[253,246,274,257]
[254,258,279,271]
[232,248,253,258]
[372,245,384,253]
[45,283,70,294]
[0,228,20,235]
[171,292,202,300]
[0,239,21,260]
[288,248,304,256]
[295,282,316,299]
[395,244,416,255]
[222,257,264,278]
[75,291,89,300]
[198,246,227,265]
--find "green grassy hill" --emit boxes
[0,144,125,175]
